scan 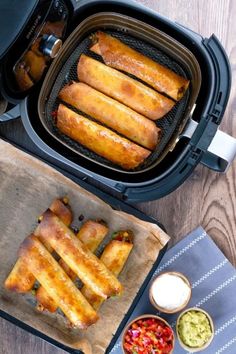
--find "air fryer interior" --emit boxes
[38,12,201,175]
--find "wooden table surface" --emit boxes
[0,0,235,353]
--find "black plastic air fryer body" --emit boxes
[1,0,236,202]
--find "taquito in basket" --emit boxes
[59,82,160,150]
[56,104,151,170]
[81,231,133,310]
[91,31,190,101]
[4,198,72,293]
[77,54,175,120]
[19,235,98,329]
[34,209,123,299]
[36,220,108,313]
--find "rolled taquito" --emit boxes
[19,235,98,329]
[59,82,160,150]
[58,221,108,283]
[90,32,190,101]
[48,197,73,226]
[4,198,73,293]
[81,231,133,310]
[36,220,108,313]
[23,50,47,82]
[56,104,150,170]
[14,64,34,91]
[77,54,175,120]
[58,220,108,281]
[75,220,108,253]
[34,209,122,299]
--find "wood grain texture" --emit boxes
[0,0,235,353]
[137,0,236,266]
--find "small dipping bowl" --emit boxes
[122,315,175,354]
[149,271,192,314]
[176,307,214,352]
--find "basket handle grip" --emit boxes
[200,129,236,172]
[181,118,236,172]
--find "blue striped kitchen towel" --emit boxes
[110,226,236,354]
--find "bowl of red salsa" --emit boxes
[122,315,174,354]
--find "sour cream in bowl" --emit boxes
[149,271,192,313]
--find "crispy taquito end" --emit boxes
[23,50,47,82]
[81,230,133,310]
[101,231,133,277]
[59,82,161,150]
[4,258,35,293]
[36,286,57,313]
[91,32,190,101]
[39,198,73,252]
[19,235,98,328]
[56,104,150,170]
[111,230,133,244]
[81,286,104,311]
[4,198,72,293]
[36,220,108,313]
[77,54,175,120]
[49,197,73,226]
[14,63,34,91]
[35,209,123,298]
[76,220,108,253]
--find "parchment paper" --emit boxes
[0,140,169,354]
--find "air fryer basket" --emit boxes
[38,12,201,174]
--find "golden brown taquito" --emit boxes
[81,231,133,310]
[23,50,47,81]
[59,82,160,150]
[77,54,175,120]
[49,197,73,226]
[34,209,123,299]
[56,104,150,170]
[91,32,189,101]
[36,220,108,313]
[4,198,72,293]
[14,64,34,91]
[75,220,108,253]
[19,235,98,329]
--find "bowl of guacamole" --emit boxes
[176,308,214,352]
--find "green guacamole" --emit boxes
[178,310,212,348]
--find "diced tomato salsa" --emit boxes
[123,317,174,354]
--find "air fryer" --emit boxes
[0,0,236,202]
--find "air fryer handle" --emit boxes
[201,129,236,172]
[0,104,20,122]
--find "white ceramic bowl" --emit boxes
[149,271,192,314]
